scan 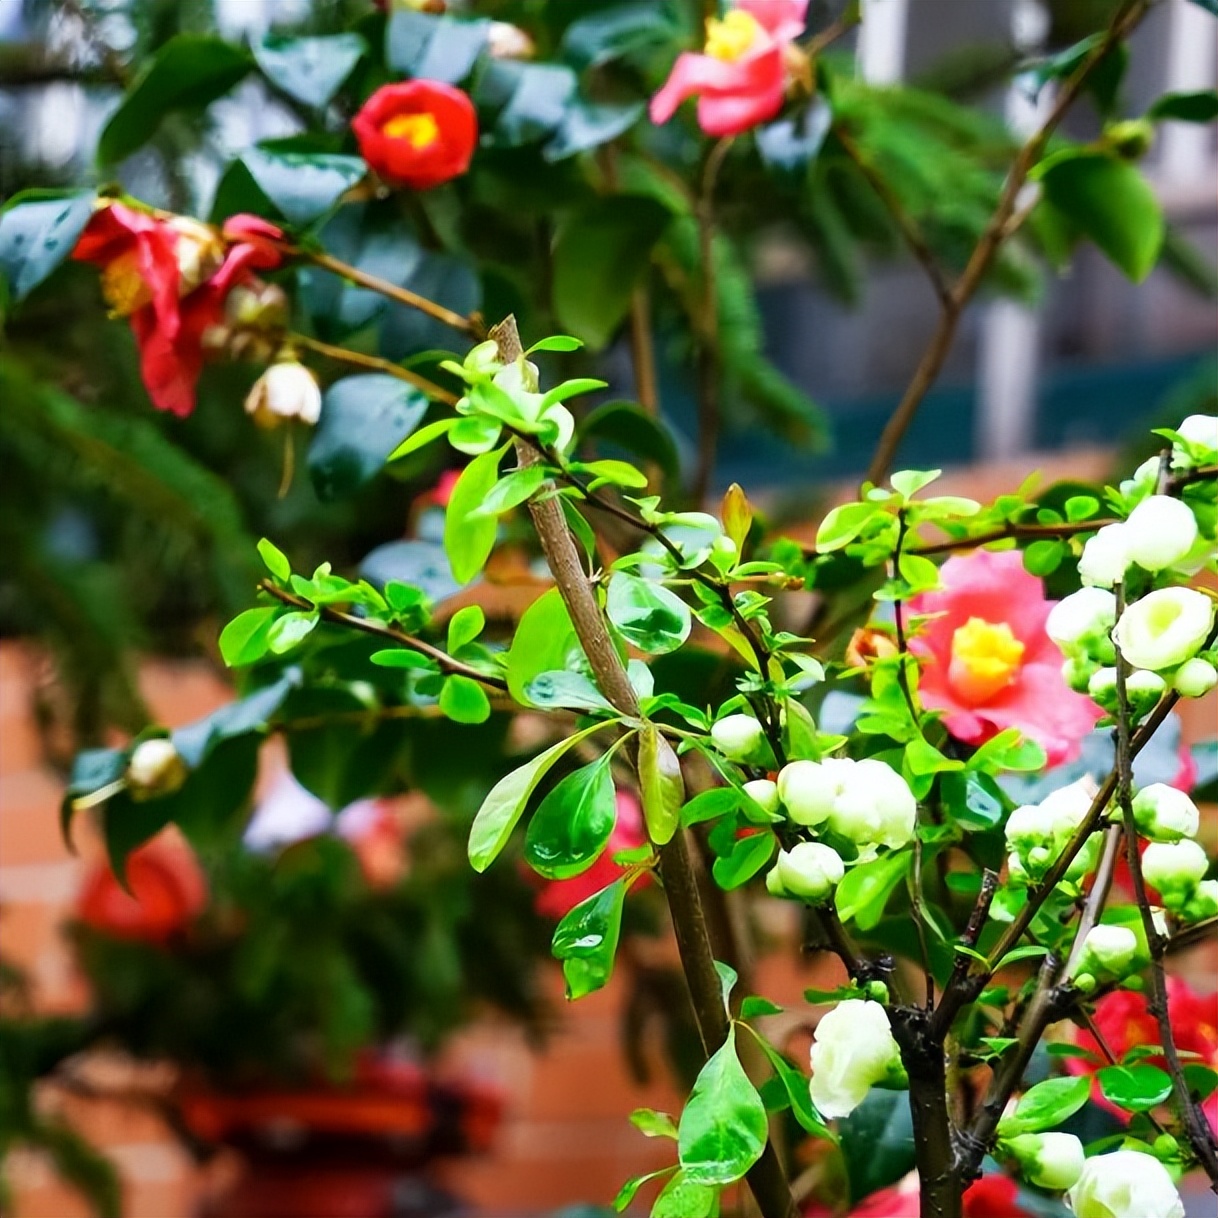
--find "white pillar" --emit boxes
[857,0,908,85]
[1160,0,1218,185]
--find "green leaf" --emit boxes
[835,851,913,931]
[506,588,581,707]
[438,675,491,724]
[579,401,680,482]
[485,62,578,146]
[369,648,438,671]
[524,753,617,879]
[682,788,746,827]
[265,610,318,654]
[385,10,489,83]
[639,724,683,846]
[551,877,627,999]
[997,1075,1092,1136]
[750,1033,834,1140]
[905,736,962,776]
[1023,539,1065,576]
[468,466,546,518]
[387,417,454,462]
[552,196,671,350]
[252,32,365,109]
[446,605,485,653]
[309,375,428,501]
[891,469,942,498]
[995,945,1049,969]
[560,1,678,71]
[677,1027,769,1186]
[256,538,291,582]
[219,607,280,667]
[1147,90,1218,123]
[243,146,366,227]
[527,335,584,353]
[545,99,644,162]
[839,1088,916,1203]
[525,670,615,713]
[612,1169,673,1213]
[0,190,96,302]
[815,502,881,551]
[711,832,774,891]
[940,771,1008,831]
[444,449,502,585]
[630,1108,679,1140]
[468,722,610,871]
[652,1171,719,1218]
[580,459,649,489]
[1097,1064,1174,1112]
[1037,152,1164,282]
[740,996,784,1019]
[606,572,691,655]
[98,35,252,164]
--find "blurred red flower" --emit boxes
[353,81,478,190]
[804,1172,1026,1217]
[1068,977,1218,1132]
[77,832,207,943]
[907,549,1101,765]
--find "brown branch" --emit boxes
[628,287,661,418]
[910,517,1118,557]
[491,315,797,1218]
[258,580,508,691]
[865,0,1152,487]
[289,333,459,404]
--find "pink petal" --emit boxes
[697,77,786,135]
[650,44,785,134]
[738,0,809,44]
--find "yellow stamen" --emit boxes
[382,111,441,149]
[704,10,764,61]
[100,248,153,317]
[949,617,1025,705]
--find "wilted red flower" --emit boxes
[76,832,207,944]
[1067,978,1218,1132]
[74,204,284,416]
[352,81,478,190]
[650,0,808,137]
[907,549,1102,766]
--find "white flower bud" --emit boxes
[743,778,780,815]
[1061,656,1097,694]
[827,759,917,850]
[126,738,187,799]
[1005,804,1053,854]
[1088,666,1118,707]
[1181,878,1218,923]
[1121,456,1160,499]
[1046,588,1117,652]
[1007,850,1031,885]
[1079,523,1130,588]
[1126,669,1167,711]
[244,360,322,428]
[1006,1131,1085,1191]
[1143,839,1209,906]
[1123,495,1199,572]
[1132,784,1200,843]
[809,1000,903,1120]
[1174,413,1218,464]
[1073,925,1138,980]
[777,759,840,826]
[775,842,845,903]
[1174,656,1218,698]
[1041,779,1096,844]
[1113,588,1215,672]
[486,20,535,59]
[1066,1149,1184,1218]
[711,714,767,763]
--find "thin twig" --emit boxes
[290,333,458,404]
[1062,823,1123,978]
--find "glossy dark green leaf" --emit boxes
[98,35,252,164]
[525,753,616,879]
[560,1,680,70]
[606,572,691,655]
[253,33,365,108]
[840,1089,915,1203]
[940,770,1009,831]
[444,449,502,584]
[677,1026,768,1186]
[0,190,95,301]
[485,62,577,146]
[552,195,671,350]
[524,670,615,713]
[639,724,683,846]
[1097,1063,1173,1112]
[756,98,832,175]
[308,374,428,501]
[551,877,627,999]
[1148,90,1218,123]
[579,400,680,481]
[751,1034,834,1140]
[439,674,492,724]
[243,146,366,226]
[385,10,489,83]
[172,672,299,768]
[712,832,774,891]
[544,99,644,162]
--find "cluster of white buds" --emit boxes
[808,999,906,1119]
[1004,778,1101,887]
[1124,783,1215,923]
[1069,924,1140,992]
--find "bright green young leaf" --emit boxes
[468,722,610,871]
[438,675,491,724]
[0,190,96,302]
[681,788,746,828]
[677,1026,769,1186]
[527,335,583,353]
[997,1075,1092,1136]
[387,417,455,462]
[468,466,546,518]
[524,753,617,879]
[749,1031,834,1140]
[1097,1063,1173,1112]
[652,1171,719,1218]
[639,724,683,846]
[630,1108,679,1140]
[836,851,913,930]
[252,32,365,109]
[444,449,502,584]
[890,469,942,499]
[612,1168,673,1213]
[369,648,439,672]
[539,378,608,410]
[551,877,627,999]
[506,588,581,706]
[446,605,485,653]
[606,572,691,655]
[711,832,774,891]
[581,459,649,489]
[449,414,503,455]
[219,607,280,667]
[266,610,318,655]
[256,538,291,582]
[815,502,881,551]
[524,671,615,713]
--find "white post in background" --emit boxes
[856,0,908,84]
[976,0,1051,461]
[1159,0,1218,187]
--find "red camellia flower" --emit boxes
[650,0,808,137]
[907,549,1102,766]
[73,204,284,416]
[76,831,207,944]
[1067,978,1218,1132]
[352,81,478,190]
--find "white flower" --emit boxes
[244,360,322,428]
[777,759,841,826]
[1040,779,1096,843]
[1007,1132,1085,1191]
[1046,588,1117,652]
[1174,656,1218,698]
[827,759,918,850]
[809,1000,903,1120]
[1074,925,1138,980]
[711,714,767,763]
[1005,803,1053,853]
[1078,523,1130,588]
[1174,413,1218,464]
[126,738,187,799]
[775,842,844,902]
[1142,839,1209,907]
[1132,784,1200,842]
[1112,587,1215,672]
[1123,495,1199,572]
[1066,1149,1183,1218]
[743,778,779,816]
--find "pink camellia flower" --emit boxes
[534,790,649,920]
[907,550,1101,766]
[649,0,808,137]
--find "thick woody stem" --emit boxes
[490,316,797,1218]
